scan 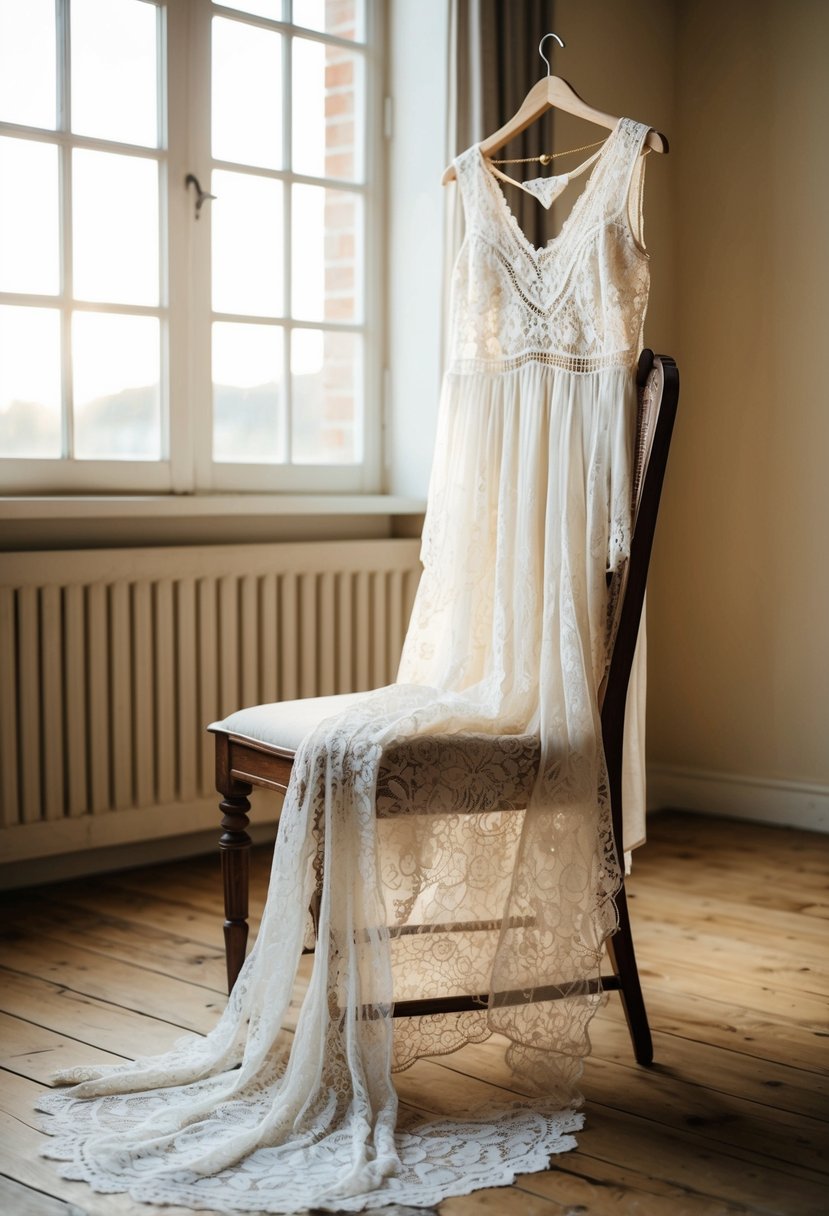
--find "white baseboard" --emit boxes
[647,765,829,834]
[0,792,283,889]
[0,820,279,891]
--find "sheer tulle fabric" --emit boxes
[38,118,652,1212]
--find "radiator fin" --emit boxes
[0,540,421,831]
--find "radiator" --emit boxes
[0,539,422,865]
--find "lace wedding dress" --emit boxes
[38,116,653,1212]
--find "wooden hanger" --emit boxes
[442,33,668,185]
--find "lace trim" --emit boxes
[447,120,651,375]
[448,349,637,376]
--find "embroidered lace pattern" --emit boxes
[449,119,650,377]
[38,117,653,1213]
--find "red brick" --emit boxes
[325,119,355,147]
[325,231,355,260]
[327,0,357,29]
[325,262,354,288]
[323,298,355,321]
[325,60,353,88]
[325,91,353,118]
[324,152,354,178]
[323,197,355,226]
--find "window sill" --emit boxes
[0,493,427,523]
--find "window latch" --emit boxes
[185,174,216,219]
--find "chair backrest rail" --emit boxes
[602,351,680,861]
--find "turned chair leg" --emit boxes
[606,886,653,1065]
[219,786,252,993]
[215,732,253,992]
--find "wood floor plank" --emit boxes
[644,811,828,856]
[627,884,829,951]
[585,1009,829,1122]
[1,902,228,994]
[632,850,829,910]
[599,985,827,1076]
[36,886,239,952]
[0,968,202,1058]
[0,1174,86,1216]
[0,1099,225,1216]
[522,1155,758,1216]
[437,1185,567,1214]
[396,1057,828,1215]
[627,904,826,987]
[590,1054,826,1175]
[628,916,829,996]
[633,951,828,1027]
[0,938,225,1033]
[0,1011,127,1083]
[631,870,829,923]
[542,1104,827,1216]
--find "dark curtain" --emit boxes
[452,0,557,250]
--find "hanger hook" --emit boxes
[538,32,565,77]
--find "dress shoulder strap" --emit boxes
[593,117,652,244]
[451,144,490,231]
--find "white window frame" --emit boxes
[0,0,385,497]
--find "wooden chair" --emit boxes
[208,350,679,1068]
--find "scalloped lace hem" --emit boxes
[36,1091,584,1214]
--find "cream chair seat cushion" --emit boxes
[209,694,541,818]
[209,692,372,755]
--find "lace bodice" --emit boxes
[449,117,651,375]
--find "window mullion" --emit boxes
[188,0,215,493]
[56,0,74,461]
[166,0,196,492]
[360,0,383,490]
[157,0,169,445]
[282,21,293,462]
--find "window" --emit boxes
[0,0,382,495]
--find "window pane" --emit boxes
[72,149,159,306]
[0,306,61,458]
[73,312,161,460]
[213,322,285,463]
[212,17,282,169]
[0,0,56,128]
[292,185,362,322]
[293,38,363,181]
[0,138,59,295]
[218,0,283,18]
[293,0,365,41]
[71,0,158,147]
[292,329,360,464]
[212,171,283,317]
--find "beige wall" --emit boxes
[554,0,828,819]
[651,0,829,793]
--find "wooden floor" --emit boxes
[1,810,827,1216]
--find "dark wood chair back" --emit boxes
[602,350,680,865]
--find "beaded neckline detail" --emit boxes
[477,117,624,258]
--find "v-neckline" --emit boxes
[477,117,625,259]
